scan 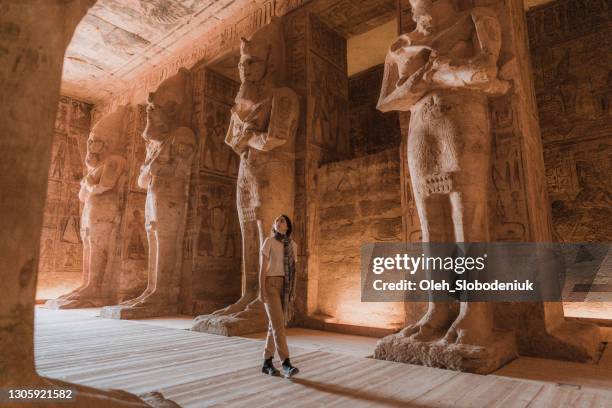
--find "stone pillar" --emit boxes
[46,106,131,309]
[373,0,600,374]
[180,67,242,316]
[192,18,301,336]
[0,1,175,405]
[101,69,197,320]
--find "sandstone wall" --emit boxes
[527,0,611,242]
[37,95,92,300]
[315,149,404,329]
[349,65,401,158]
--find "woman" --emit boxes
[258,214,299,378]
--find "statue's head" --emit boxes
[87,105,129,168]
[238,18,284,90]
[409,0,457,35]
[144,68,192,142]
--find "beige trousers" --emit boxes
[263,276,289,360]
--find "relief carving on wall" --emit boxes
[528,0,611,242]
[38,96,92,299]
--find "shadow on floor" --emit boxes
[290,377,431,407]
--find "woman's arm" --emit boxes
[258,255,269,303]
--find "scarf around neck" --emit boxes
[274,232,296,325]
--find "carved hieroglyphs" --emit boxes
[102,69,196,319]
[528,0,611,243]
[181,67,242,316]
[37,96,91,301]
[192,18,300,336]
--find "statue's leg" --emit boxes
[443,186,493,346]
[401,108,457,341]
[57,228,90,300]
[401,192,457,341]
[443,99,493,346]
[71,222,115,300]
[119,223,157,306]
[211,217,259,315]
[132,218,181,307]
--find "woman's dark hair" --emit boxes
[272,214,293,237]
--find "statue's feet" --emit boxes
[210,295,255,316]
[55,284,97,301]
[118,289,153,307]
[56,285,86,300]
[127,291,170,309]
[58,297,114,309]
[400,303,456,342]
[442,305,492,347]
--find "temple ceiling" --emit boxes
[61,0,554,104]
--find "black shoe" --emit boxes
[262,358,280,376]
[282,358,299,378]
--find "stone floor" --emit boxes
[34,308,611,407]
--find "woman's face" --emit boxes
[273,216,288,234]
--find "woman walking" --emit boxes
[259,214,299,378]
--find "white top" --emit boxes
[260,237,298,277]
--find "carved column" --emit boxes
[0,1,174,405]
[101,69,197,320]
[180,67,242,316]
[374,0,600,374]
[46,106,132,309]
[192,18,301,336]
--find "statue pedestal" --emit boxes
[374,330,517,374]
[192,301,268,336]
[100,303,179,320]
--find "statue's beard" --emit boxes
[143,117,171,142]
[85,152,101,170]
[235,81,266,114]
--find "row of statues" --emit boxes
[49,70,197,316]
[50,0,514,361]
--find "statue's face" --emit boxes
[87,133,105,155]
[238,53,267,83]
[144,101,172,142]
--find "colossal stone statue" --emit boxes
[102,69,196,319]
[47,106,129,309]
[374,0,515,372]
[193,18,300,335]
